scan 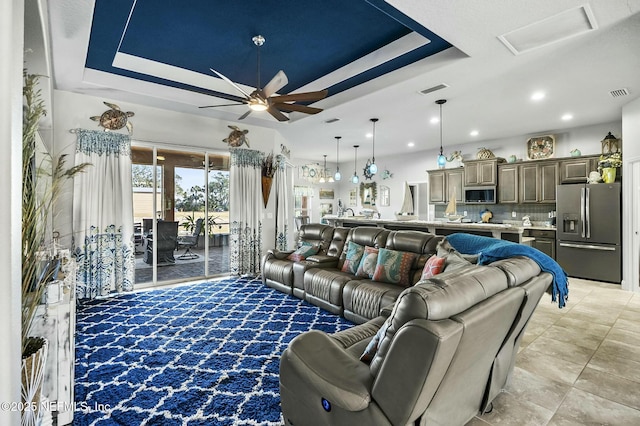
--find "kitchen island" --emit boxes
[322,216,549,243]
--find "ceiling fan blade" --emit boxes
[271,89,328,103]
[267,106,289,122]
[209,68,252,99]
[199,103,247,109]
[263,70,288,97]
[272,103,323,115]
[238,110,252,120]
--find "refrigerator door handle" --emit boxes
[580,187,586,238]
[585,187,591,239]
[559,242,617,251]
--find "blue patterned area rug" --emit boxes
[74,277,354,425]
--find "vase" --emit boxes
[602,167,616,183]
[261,176,273,208]
[21,336,48,426]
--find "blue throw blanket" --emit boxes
[446,233,568,308]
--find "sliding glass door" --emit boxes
[132,146,230,287]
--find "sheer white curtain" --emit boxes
[229,148,263,276]
[275,155,293,250]
[72,129,135,299]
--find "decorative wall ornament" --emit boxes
[280,143,290,158]
[526,135,555,160]
[381,169,393,180]
[359,182,377,206]
[298,163,324,183]
[90,101,134,133]
[223,125,250,148]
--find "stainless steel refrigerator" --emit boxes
[556,182,621,283]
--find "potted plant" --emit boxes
[22,71,89,425]
[598,151,622,183]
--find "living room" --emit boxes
[3,0,640,425]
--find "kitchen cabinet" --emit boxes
[428,168,463,204]
[521,162,557,203]
[499,161,557,203]
[559,155,600,183]
[464,159,501,186]
[523,229,556,259]
[498,164,518,203]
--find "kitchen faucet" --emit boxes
[343,208,355,216]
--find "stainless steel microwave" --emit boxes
[464,186,496,204]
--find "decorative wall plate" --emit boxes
[526,135,555,160]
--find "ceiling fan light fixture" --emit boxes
[248,99,268,111]
[435,99,447,169]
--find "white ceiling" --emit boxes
[46,0,640,161]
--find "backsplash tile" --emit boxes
[434,203,556,224]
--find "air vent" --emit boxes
[419,83,449,95]
[609,88,629,98]
[324,118,340,123]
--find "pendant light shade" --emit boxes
[368,118,378,175]
[436,99,447,169]
[334,136,342,181]
[352,145,360,184]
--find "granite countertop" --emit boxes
[324,216,557,234]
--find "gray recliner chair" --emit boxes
[280,258,552,426]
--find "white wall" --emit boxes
[622,96,640,293]
[1,0,24,423]
[52,90,283,252]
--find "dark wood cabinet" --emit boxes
[428,168,464,204]
[498,165,518,203]
[559,156,599,183]
[499,161,557,203]
[464,159,500,186]
[524,229,556,259]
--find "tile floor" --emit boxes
[469,278,640,425]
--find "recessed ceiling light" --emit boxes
[407,142,415,147]
[430,117,439,124]
[531,91,545,101]
[561,113,573,121]
[470,130,479,137]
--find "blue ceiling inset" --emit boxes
[86,0,452,101]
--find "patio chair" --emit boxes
[177,218,204,260]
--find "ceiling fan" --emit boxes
[200,35,328,122]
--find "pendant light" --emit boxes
[334,136,342,181]
[319,155,326,183]
[351,145,360,184]
[366,118,379,175]
[436,99,447,169]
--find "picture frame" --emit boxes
[349,189,357,206]
[379,185,390,206]
[320,203,333,215]
[319,188,334,199]
[526,135,555,160]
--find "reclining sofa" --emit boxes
[279,255,552,425]
[262,223,443,323]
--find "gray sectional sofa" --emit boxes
[262,223,443,323]
[262,223,556,425]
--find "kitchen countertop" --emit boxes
[322,216,556,241]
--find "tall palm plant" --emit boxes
[22,71,89,354]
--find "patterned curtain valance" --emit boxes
[230,148,263,168]
[74,129,131,157]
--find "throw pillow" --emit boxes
[287,243,319,262]
[356,246,379,278]
[436,239,473,272]
[341,241,365,275]
[360,318,391,364]
[421,255,445,280]
[372,248,417,286]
